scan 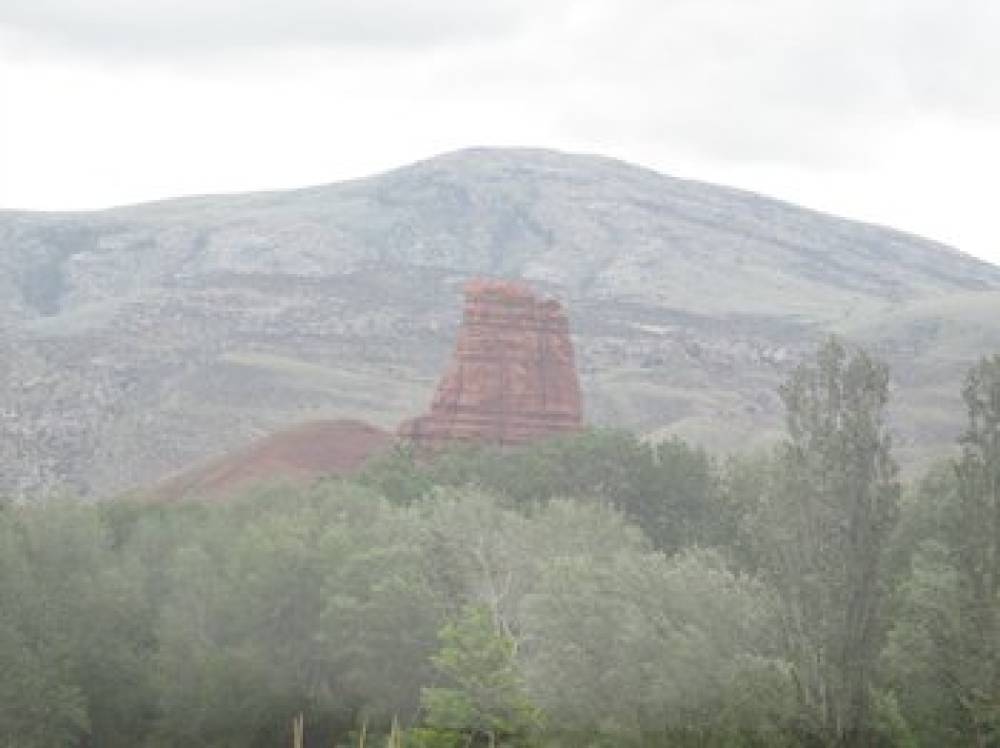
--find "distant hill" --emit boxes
[3,147,999,498]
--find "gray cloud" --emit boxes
[1,0,997,261]
[890,0,1000,119]
[0,0,537,54]
[537,0,1000,167]
[6,0,996,128]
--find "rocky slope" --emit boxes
[3,148,1000,498]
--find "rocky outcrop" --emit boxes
[399,280,583,446]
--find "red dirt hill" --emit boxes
[149,419,392,501]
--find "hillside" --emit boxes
[2,147,999,498]
[146,419,392,502]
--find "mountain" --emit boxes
[2,147,999,498]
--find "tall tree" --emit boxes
[763,337,900,746]
[418,604,541,748]
[953,354,1000,743]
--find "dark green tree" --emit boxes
[0,513,89,747]
[647,437,720,552]
[373,429,723,555]
[953,355,1000,742]
[762,337,900,746]
[0,503,154,748]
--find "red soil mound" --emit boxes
[149,419,392,501]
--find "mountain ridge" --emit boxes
[4,147,997,320]
[3,146,992,263]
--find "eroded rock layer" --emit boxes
[399,280,583,446]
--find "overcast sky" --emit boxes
[1,0,997,263]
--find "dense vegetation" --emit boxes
[3,338,1000,747]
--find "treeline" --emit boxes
[2,337,1000,747]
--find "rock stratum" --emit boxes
[3,147,1000,499]
[399,280,583,446]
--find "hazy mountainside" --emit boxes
[3,147,1000,498]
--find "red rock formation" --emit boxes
[148,419,392,501]
[399,279,583,446]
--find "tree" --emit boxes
[379,429,723,555]
[882,359,1000,745]
[419,604,542,747]
[0,502,155,748]
[883,532,963,745]
[648,437,721,553]
[761,337,900,746]
[357,442,436,505]
[151,482,442,746]
[953,355,1000,742]
[521,546,794,746]
[0,513,89,748]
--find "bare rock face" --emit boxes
[399,279,583,446]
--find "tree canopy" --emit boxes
[1,339,997,747]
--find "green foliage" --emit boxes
[883,537,963,744]
[358,442,437,505]
[0,519,91,747]
[149,482,443,745]
[759,336,900,745]
[953,355,1000,740]
[522,546,795,745]
[421,605,542,746]
[363,428,729,555]
[10,346,1000,747]
[0,502,154,748]
[884,355,1000,746]
[0,633,89,747]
